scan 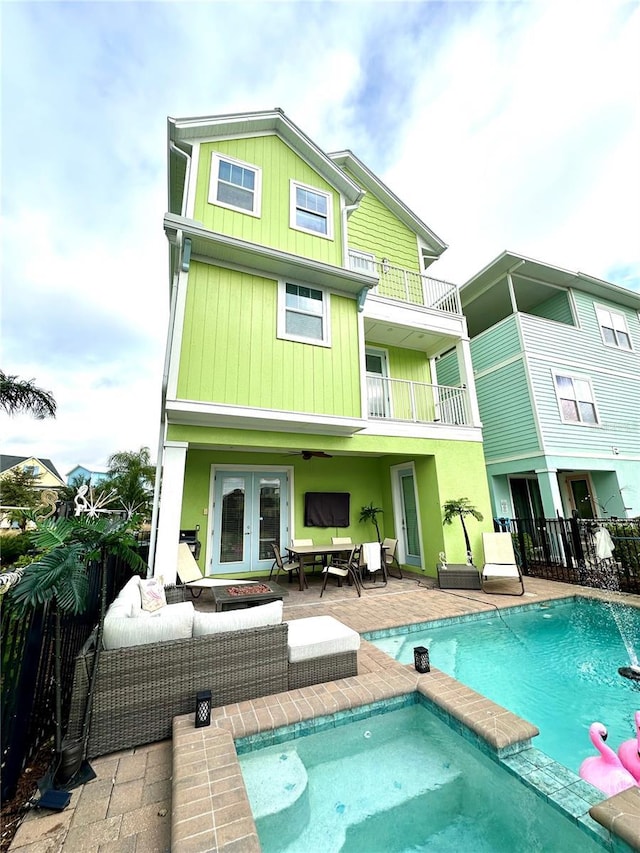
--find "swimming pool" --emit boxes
[369,597,640,773]
[238,697,607,852]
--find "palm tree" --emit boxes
[0,370,56,419]
[442,498,484,562]
[9,515,146,780]
[104,447,156,520]
[359,502,383,542]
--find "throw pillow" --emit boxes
[140,576,167,613]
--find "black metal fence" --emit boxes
[494,515,640,594]
[0,555,138,803]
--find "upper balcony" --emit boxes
[349,251,462,316]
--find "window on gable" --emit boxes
[209,153,261,216]
[554,373,599,425]
[596,306,632,350]
[277,281,330,346]
[290,181,333,239]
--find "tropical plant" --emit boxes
[442,498,484,562]
[102,447,156,521]
[0,370,56,419]
[9,515,147,776]
[359,502,383,543]
[0,467,41,531]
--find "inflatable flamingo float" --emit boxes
[618,711,640,783]
[579,722,636,796]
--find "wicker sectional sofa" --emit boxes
[66,581,359,758]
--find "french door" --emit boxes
[211,470,288,573]
[396,467,421,567]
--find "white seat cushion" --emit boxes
[286,615,360,663]
[482,563,520,578]
[115,574,143,616]
[192,600,283,636]
[103,601,194,650]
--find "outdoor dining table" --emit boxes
[285,542,386,591]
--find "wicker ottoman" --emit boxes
[286,615,359,689]
[437,563,482,590]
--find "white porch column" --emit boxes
[535,468,564,517]
[455,339,481,426]
[153,441,188,585]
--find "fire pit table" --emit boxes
[211,581,289,612]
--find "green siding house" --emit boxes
[151,109,491,583]
[440,251,640,523]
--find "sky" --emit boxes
[1,0,639,479]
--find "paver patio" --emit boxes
[8,571,638,852]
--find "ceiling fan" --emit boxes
[286,450,333,460]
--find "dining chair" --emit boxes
[359,541,388,588]
[320,546,362,598]
[382,537,403,579]
[291,538,325,571]
[270,544,307,588]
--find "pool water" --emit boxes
[371,597,640,772]
[239,702,605,853]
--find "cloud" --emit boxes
[2,0,638,477]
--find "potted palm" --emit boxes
[442,498,484,563]
[359,502,383,543]
[9,515,146,788]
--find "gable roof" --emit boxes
[0,455,64,483]
[460,250,640,337]
[329,150,448,263]
[168,108,364,214]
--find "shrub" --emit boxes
[0,532,33,567]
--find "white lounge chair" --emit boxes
[481,532,525,596]
[177,543,256,598]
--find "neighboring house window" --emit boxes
[553,373,599,425]
[209,153,261,216]
[277,281,330,346]
[290,181,333,238]
[595,306,632,350]
[23,465,40,476]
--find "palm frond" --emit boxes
[0,370,57,419]
[9,544,87,613]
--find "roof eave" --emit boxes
[461,250,640,309]
[168,110,363,206]
[329,150,448,255]
[164,213,377,297]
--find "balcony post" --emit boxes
[455,339,481,426]
[408,381,417,421]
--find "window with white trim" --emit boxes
[290,181,333,238]
[553,373,599,425]
[349,250,376,274]
[595,306,632,350]
[277,281,330,346]
[209,153,261,216]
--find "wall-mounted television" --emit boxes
[304,492,350,528]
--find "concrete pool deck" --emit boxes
[9,573,640,852]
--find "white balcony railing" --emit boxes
[349,251,461,315]
[367,375,470,426]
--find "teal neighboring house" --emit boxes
[66,464,109,486]
[151,108,492,583]
[437,251,640,522]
